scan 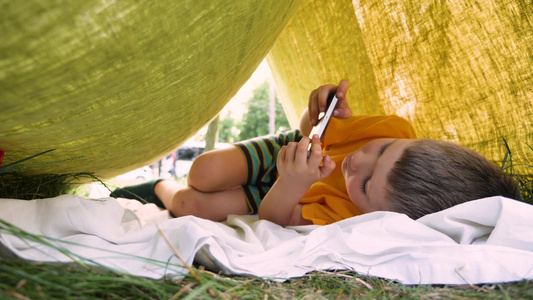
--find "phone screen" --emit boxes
[307,95,338,156]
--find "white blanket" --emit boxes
[0,195,532,285]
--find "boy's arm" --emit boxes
[258,135,335,226]
[258,177,310,226]
[261,79,350,226]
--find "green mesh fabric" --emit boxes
[268,0,533,172]
[0,0,301,178]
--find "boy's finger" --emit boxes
[277,146,286,164]
[319,154,336,178]
[284,142,297,161]
[307,140,323,167]
[317,84,337,114]
[336,79,349,98]
[333,79,352,119]
[296,137,311,164]
[308,89,319,126]
[333,106,352,119]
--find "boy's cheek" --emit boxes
[345,181,359,203]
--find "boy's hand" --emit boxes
[308,79,352,126]
[277,135,336,188]
[258,135,334,226]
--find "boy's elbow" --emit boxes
[287,205,312,226]
[259,204,311,227]
[258,211,289,227]
[258,204,311,227]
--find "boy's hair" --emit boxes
[386,139,521,219]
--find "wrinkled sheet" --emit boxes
[0,195,532,285]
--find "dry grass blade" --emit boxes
[169,283,195,300]
[157,225,200,280]
[8,291,32,300]
[455,265,491,293]
[355,278,374,290]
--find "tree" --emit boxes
[204,115,219,151]
[218,115,236,143]
[236,81,290,141]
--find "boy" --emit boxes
[112,80,520,225]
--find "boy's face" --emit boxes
[342,138,415,214]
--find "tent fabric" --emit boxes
[1,0,531,178]
[0,0,301,178]
[1,195,533,284]
[268,0,532,170]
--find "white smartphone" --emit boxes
[307,95,339,157]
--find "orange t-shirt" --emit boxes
[299,115,417,225]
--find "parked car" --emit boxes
[115,166,154,183]
[171,141,231,177]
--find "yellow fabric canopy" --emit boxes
[0,0,301,178]
[268,0,532,172]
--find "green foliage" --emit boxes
[219,81,291,143]
[218,117,236,144]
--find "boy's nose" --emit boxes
[351,151,373,170]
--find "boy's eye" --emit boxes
[378,142,393,156]
[360,175,371,193]
[359,141,394,195]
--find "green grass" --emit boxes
[500,138,533,204]
[1,214,532,299]
[1,257,533,299]
[0,172,108,200]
